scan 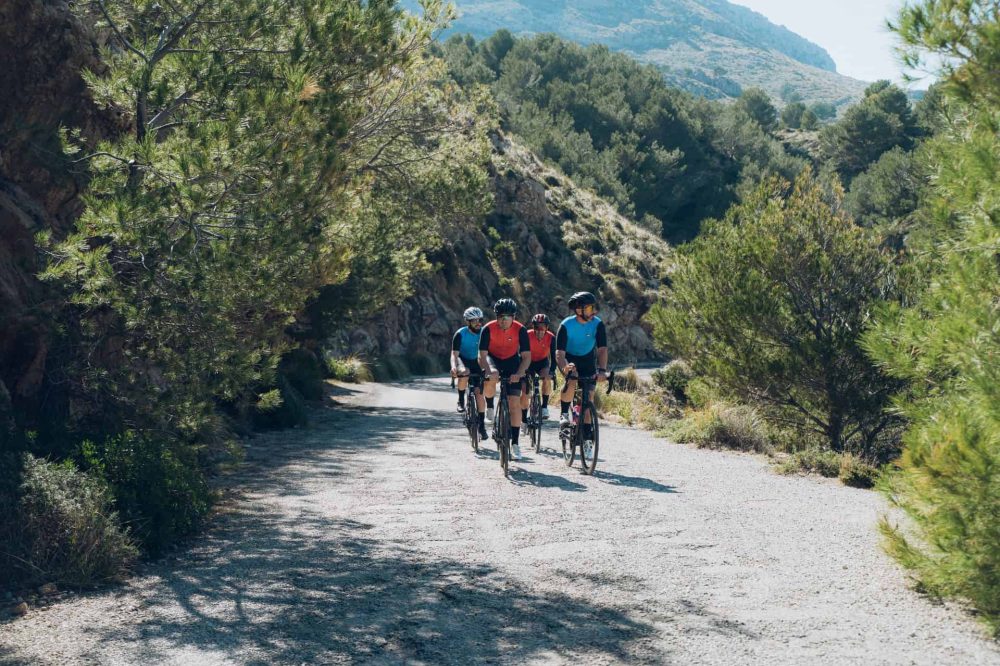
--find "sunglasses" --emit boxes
[532,323,548,328]
[577,304,596,314]
[467,319,483,324]
[499,315,514,321]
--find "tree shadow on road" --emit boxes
[80,509,668,664]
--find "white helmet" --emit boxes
[463,307,484,321]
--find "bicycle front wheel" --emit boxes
[497,399,510,477]
[579,403,600,475]
[530,391,542,453]
[561,426,575,466]
[467,393,479,453]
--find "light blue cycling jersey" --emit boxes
[454,326,482,360]
[559,315,603,356]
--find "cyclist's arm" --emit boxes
[477,326,491,373]
[555,325,570,373]
[595,321,609,379]
[451,332,464,374]
[548,332,557,373]
[513,327,531,378]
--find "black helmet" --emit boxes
[493,298,518,316]
[567,291,597,309]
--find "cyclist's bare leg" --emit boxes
[508,391,523,428]
[541,375,552,405]
[457,375,469,392]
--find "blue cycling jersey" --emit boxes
[559,315,603,356]
[453,326,482,360]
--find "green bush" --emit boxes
[648,173,903,456]
[325,356,373,383]
[776,448,841,477]
[79,433,212,556]
[278,348,325,401]
[665,403,772,453]
[651,360,693,403]
[839,454,880,488]
[1,453,137,587]
[251,375,308,430]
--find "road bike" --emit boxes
[560,371,615,475]
[524,372,548,454]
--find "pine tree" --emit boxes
[866,0,1000,633]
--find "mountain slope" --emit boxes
[329,132,673,366]
[411,0,868,106]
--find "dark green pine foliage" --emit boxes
[437,31,806,242]
[648,172,904,458]
[35,0,491,550]
[865,0,1000,634]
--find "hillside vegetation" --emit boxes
[407,0,868,106]
[326,132,673,368]
[438,31,807,242]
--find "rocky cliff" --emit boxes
[0,0,124,432]
[333,133,673,367]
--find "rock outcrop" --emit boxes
[0,0,123,432]
[333,134,673,367]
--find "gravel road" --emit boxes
[1,377,998,665]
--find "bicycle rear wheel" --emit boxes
[579,403,600,475]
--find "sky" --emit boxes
[728,1,923,84]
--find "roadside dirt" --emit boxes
[1,377,997,665]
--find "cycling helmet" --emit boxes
[463,306,484,321]
[493,298,518,316]
[531,313,550,325]
[567,291,597,309]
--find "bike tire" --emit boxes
[561,424,575,466]
[579,403,600,475]
[467,392,479,453]
[497,397,510,477]
[530,390,542,453]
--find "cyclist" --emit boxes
[521,313,556,430]
[479,298,531,460]
[556,291,609,459]
[451,306,489,441]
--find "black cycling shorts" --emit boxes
[527,358,552,378]
[489,355,525,397]
[458,356,484,377]
[564,352,597,379]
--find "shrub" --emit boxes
[648,172,903,456]
[1,453,137,587]
[838,454,880,488]
[776,448,841,477]
[252,375,308,430]
[651,360,693,403]
[613,367,643,393]
[79,432,212,555]
[325,356,373,383]
[665,403,772,453]
[278,348,325,401]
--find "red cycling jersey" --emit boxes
[481,320,527,360]
[528,329,554,363]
